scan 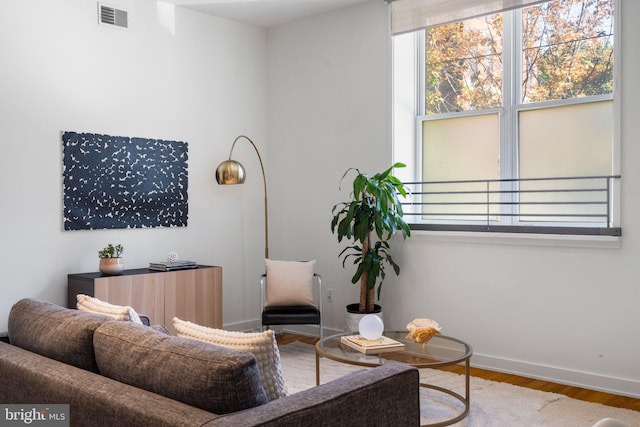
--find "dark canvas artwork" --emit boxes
[62,131,188,230]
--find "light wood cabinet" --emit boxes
[67,266,222,334]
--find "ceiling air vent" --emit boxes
[98,3,128,29]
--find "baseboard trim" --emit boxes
[471,353,640,399]
[222,319,262,332]
[277,325,342,338]
[225,321,341,338]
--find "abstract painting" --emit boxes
[62,131,188,230]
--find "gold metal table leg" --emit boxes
[419,360,471,427]
[315,350,320,385]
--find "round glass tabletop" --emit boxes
[315,331,472,368]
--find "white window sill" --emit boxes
[408,229,621,249]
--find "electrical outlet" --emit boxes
[327,288,334,302]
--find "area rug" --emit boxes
[278,341,640,426]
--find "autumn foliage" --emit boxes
[425,0,614,114]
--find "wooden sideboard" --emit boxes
[67,265,222,334]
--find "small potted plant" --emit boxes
[98,244,124,275]
[331,163,411,330]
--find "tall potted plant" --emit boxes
[331,162,411,319]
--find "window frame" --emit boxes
[392,0,620,236]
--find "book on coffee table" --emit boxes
[340,334,405,354]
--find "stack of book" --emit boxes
[340,334,405,354]
[149,260,198,271]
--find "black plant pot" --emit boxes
[346,303,382,314]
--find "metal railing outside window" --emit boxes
[402,175,621,236]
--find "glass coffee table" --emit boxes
[315,331,472,427]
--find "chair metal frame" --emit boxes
[260,273,323,338]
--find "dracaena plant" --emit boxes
[331,162,411,313]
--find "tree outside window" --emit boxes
[425,0,614,113]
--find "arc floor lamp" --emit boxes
[215,135,269,259]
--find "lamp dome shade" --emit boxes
[359,314,384,340]
[216,160,246,185]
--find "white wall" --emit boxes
[267,0,640,397]
[267,0,392,332]
[0,0,268,330]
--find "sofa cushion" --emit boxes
[93,321,268,415]
[8,298,111,372]
[76,294,143,324]
[173,318,288,402]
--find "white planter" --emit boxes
[344,303,383,332]
[99,258,124,275]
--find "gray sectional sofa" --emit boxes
[0,299,420,426]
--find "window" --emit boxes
[392,0,619,235]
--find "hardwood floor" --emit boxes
[276,332,640,412]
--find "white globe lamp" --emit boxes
[358,314,384,340]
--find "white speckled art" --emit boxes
[62,131,188,230]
